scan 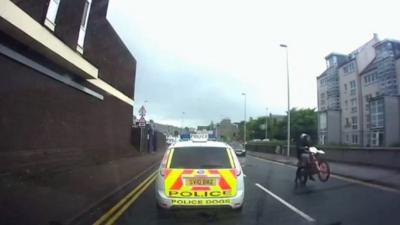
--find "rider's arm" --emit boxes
[301,146,310,153]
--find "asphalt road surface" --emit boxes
[103,155,400,225]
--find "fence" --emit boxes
[246,142,400,169]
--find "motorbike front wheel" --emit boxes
[296,167,308,185]
[318,159,330,182]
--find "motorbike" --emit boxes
[295,146,330,185]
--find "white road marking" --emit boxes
[249,154,400,194]
[255,183,316,223]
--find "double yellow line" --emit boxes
[93,170,158,225]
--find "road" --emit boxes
[93,155,400,225]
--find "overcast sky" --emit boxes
[107,0,400,127]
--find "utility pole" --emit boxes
[280,44,291,157]
[241,93,247,145]
[265,107,268,140]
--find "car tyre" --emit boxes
[156,203,169,218]
[232,203,243,214]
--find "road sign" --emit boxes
[138,106,146,117]
[138,116,146,128]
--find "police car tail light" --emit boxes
[160,150,171,177]
[160,168,170,177]
[233,168,241,176]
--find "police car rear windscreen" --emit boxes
[170,147,231,169]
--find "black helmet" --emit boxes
[300,133,311,146]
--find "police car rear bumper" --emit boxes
[156,189,245,209]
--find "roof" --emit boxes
[373,39,400,48]
[170,141,229,149]
[359,57,378,75]
[324,52,347,60]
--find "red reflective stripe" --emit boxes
[164,169,171,178]
[219,176,231,190]
[182,169,193,174]
[230,169,237,178]
[191,186,210,191]
[170,176,183,190]
[208,169,219,174]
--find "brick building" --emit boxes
[0,0,137,166]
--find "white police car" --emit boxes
[155,133,245,210]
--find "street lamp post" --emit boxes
[265,107,268,140]
[280,44,291,157]
[241,93,247,145]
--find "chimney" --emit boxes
[373,33,379,40]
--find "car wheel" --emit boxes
[156,203,169,218]
[232,203,243,213]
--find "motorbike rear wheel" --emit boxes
[318,159,330,182]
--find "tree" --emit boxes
[288,108,318,143]
[240,108,317,143]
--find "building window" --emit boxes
[370,99,384,128]
[320,93,326,105]
[350,99,357,112]
[364,72,379,85]
[349,80,357,96]
[319,113,327,130]
[350,80,356,89]
[77,0,92,54]
[345,118,350,127]
[370,131,384,146]
[44,0,61,31]
[343,62,355,74]
[352,134,358,144]
[344,84,347,91]
[352,116,358,129]
[351,98,357,106]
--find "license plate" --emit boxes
[186,178,216,186]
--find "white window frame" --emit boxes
[44,0,61,31]
[352,116,358,129]
[370,131,383,147]
[77,0,92,54]
[370,100,384,129]
[319,113,327,130]
[352,134,358,144]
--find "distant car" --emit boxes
[229,142,246,156]
[252,139,262,142]
[155,137,244,211]
[262,138,270,142]
[166,136,177,145]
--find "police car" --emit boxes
[155,133,245,211]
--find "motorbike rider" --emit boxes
[296,133,315,180]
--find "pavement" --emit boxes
[0,151,164,225]
[89,154,400,225]
[248,151,400,190]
